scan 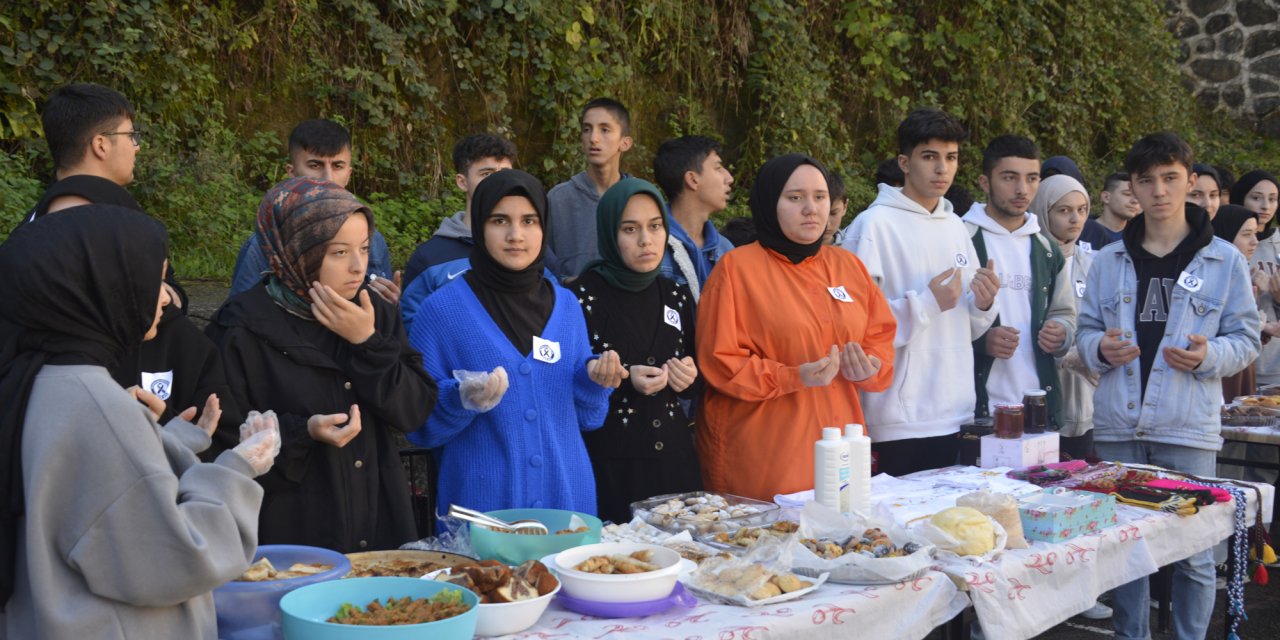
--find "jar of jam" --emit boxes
[994,403,1024,439]
[1022,389,1048,434]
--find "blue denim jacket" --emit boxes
[1077,236,1260,450]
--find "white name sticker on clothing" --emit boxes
[1074,279,1086,298]
[141,370,174,401]
[663,305,682,331]
[1078,241,1094,253]
[954,252,971,269]
[1177,271,1204,293]
[827,286,853,303]
[532,336,561,364]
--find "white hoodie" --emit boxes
[839,185,999,442]
[962,203,1039,412]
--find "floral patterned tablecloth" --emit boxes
[892,466,1273,640]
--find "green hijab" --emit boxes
[582,178,670,292]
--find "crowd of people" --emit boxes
[1,82,1276,640]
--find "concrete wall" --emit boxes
[1170,0,1280,135]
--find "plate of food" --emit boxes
[698,520,800,552]
[630,492,779,534]
[1222,402,1280,427]
[426,559,560,636]
[345,550,476,578]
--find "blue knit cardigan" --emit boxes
[407,276,612,515]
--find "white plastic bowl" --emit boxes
[474,579,560,636]
[422,566,561,637]
[551,542,685,603]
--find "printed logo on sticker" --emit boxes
[1078,241,1093,253]
[1074,279,1086,298]
[954,252,970,268]
[532,335,561,363]
[141,370,174,401]
[663,305,682,331]
[1177,271,1203,293]
[827,285,853,303]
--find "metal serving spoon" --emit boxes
[447,504,550,534]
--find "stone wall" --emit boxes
[1170,0,1280,136]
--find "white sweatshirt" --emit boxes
[962,204,1040,411]
[839,185,999,442]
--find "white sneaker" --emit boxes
[1080,601,1113,620]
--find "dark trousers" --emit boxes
[872,433,960,477]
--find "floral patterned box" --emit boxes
[1017,488,1117,543]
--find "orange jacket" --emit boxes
[696,244,896,501]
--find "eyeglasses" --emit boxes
[100,130,143,147]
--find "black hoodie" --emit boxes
[1121,204,1214,392]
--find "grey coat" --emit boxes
[4,365,262,640]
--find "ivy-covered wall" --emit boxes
[0,0,1273,278]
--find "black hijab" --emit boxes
[1230,170,1279,240]
[0,205,168,604]
[749,154,829,264]
[465,169,555,355]
[1211,204,1258,245]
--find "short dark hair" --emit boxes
[41,83,135,170]
[719,216,756,247]
[1103,172,1130,192]
[1214,164,1237,193]
[946,184,975,215]
[288,119,351,158]
[581,97,631,136]
[1124,132,1193,178]
[452,133,517,175]
[897,108,967,156]
[874,158,905,187]
[653,136,722,201]
[1191,163,1220,188]
[827,170,847,203]
[981,135,1039,176]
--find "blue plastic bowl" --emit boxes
[469,508,602,565]
[213,545,351,640]
[280,577,478,640]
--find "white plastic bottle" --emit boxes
[843,423,872,516]
[814,427,850,511]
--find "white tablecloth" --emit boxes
[496,571,967,640]
[881,466,1274,640]
[497,466,1272,640]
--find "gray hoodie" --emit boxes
[547,172,628,279]
[5,365,262,640]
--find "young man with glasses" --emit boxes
[19,83,143,227]
[13,82,244,446]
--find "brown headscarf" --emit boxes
[256,177,373,318]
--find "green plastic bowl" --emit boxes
[469,508,602,564]
[280,577,478,640]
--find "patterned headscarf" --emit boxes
[256,177,373,318]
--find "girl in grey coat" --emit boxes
[0,206,279,640]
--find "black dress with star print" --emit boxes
[573,271,703,523]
